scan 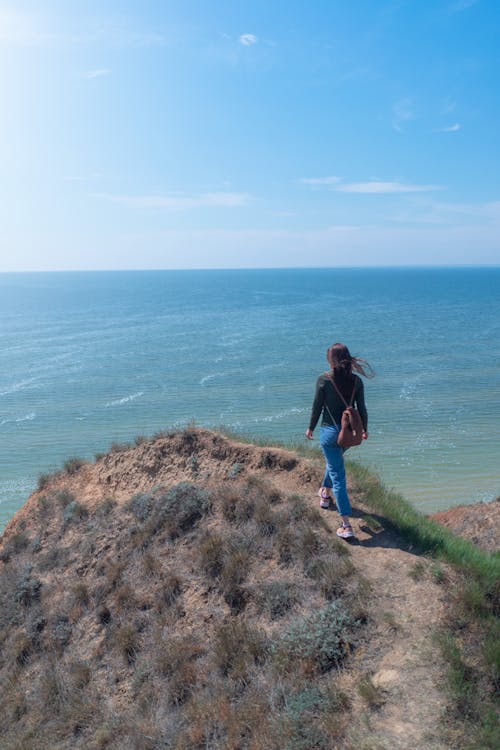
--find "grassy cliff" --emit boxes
[0,428,498,750]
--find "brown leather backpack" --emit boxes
[325,379,364,448]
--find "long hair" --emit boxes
[326,343,374,392]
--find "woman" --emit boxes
[305,343,373,539]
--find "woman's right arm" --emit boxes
[306,376,324,436]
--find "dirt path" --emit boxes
[273,470,451,750]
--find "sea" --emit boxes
[0,267,499,532]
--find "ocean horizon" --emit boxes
[1,266,499,531]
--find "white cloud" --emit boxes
[336,181,444,194]
[82,68,111,79]
[437,123,461,132]
[392,97,414,132]
[299,176,342,186]
[239,33,258,46]
[93,191,254,210]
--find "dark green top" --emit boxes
[308,373,368,432]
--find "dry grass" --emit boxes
[0,431,371,750]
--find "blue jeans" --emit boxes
[319,425,352,517]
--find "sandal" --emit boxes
[336,522,355,539]
[318,488,332,509]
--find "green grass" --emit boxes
[347,459,500,749]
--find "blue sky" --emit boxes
[0,0,499,270]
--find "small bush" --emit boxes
[13,632,32,666]
[71,582,89,607]
[256,580,298,619]
[156,634,203,704]
[98,497,117,516]
[219,484,255,523]
[37,472,53,491]
[127,492,155,522]
[143,483,212,539]
[276,527,295,565]
[214,618,268,679]
[110,442,129,453]
[228,462,243,478]
[63,501,88,524]
[38,546,66,572]
[0,532,29,561]
[15,565,42,607]
[357,676,386,708]
[158,571,182,608]
[50,615,73,652]
[408,561,426,581]
[199,533,226,578]
[254,499,278,536]
[63,457,86,475]
[114,623,139,664]
[273,602,353,674]
[279,684,350,750]
[55,489,75,508]
[305,554,355,599]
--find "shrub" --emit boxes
[159,483,211,538]
[37,472,52,491]
[98,497,117,516]
[357,676,386,708]
[305,554,355,599]
[273,602,353,674]
[0,532,29,562]
[63,457,86,475]
[256,580,299,619]
[55,489,75,508]
[63,501,88,525]
[158,570,182,608]
[228,462,243,478]
[127,492,155,522]
[156,634,203,704]
[50,615,72,652]
[220,540,251,614]
[213,618,268,679]
[114,623,139,664]
[199,533,226,578]
[15,565,42,607]
[71,582,89,607]
[220,486,256,524]
[279,684,349,750]
[140,483,212,539]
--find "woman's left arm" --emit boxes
[355,377,369,437]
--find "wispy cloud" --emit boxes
[82,68,111,79]
[93,192,254,210]
[436,123,461,132]
[298,177,444,194]
[63,172,102,182]
[0,9,167,48]
[392,97,414,132]
[239,34,258,46]
[337,181,444,194]
[450,0,480,12]
[298,176,342,186]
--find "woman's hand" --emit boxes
[305,429,314,440]
[362,430,369,440]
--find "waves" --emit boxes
[105,392,144,407]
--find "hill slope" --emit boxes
[0,428,494,750]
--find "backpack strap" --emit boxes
[330,377,357,407]
[323,377,357,428]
